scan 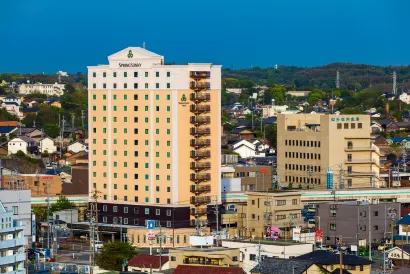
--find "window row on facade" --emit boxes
[93,183,172,192]
[99,194,172,204]
[336,122,363,129]
[91,150,172,158]
[92,105,171,112]
[92,117,172,123]
[92,139,172,146]
[93,71,171,78]
[285,140,321,147]
[285,176,321,184]
[92,94,171,100]
[92,83,172,89]
[285,164,321,172]
[102,205,173,216]
[285,151,321,160]
[92,161,172,169]
[92,172,172,181]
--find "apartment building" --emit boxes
[0,201,27,274]
[246,191,303,238]
[277,114,381,190]
[0,190,31,237]
[221,165,273,192]
[316,202,400,245]
[88,47,221,227]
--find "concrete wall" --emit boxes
[0,190,31,237]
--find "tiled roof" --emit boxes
[295,250,372,266]
[173,265,245,274]
[250,258,318,274]
[0,121,23,127]
[127,254,168,269]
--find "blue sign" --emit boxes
[327,168,333,190]
[44,248,50,259]
[147,220,155,230]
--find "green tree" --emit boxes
[51,196,73,212]
[43,124,60,138]
[264,124,277,147]
[308,90,322,105]
[96,241,138,271]
[32,206,48,222]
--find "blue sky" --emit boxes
[1,0,409,73]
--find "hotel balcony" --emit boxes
[190,162,211,171]
[190,116,210,125]
[190,184,211,194]
[190,150,211,159]
[190,173,211,182]
[190,93,211,102]
[190,82,211,90]
[190,139,211,148]
[345,144,381,155]
[190,104,211,114]
[190,127,211,136]
[190,71,211,79]
[190,196,211,205]
[190,207,208,216]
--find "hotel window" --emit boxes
[134,83,138,88]
[145,83,148,88]
[167,187,171,193]
[93,94,96,100]
[134,94,138,100]
[124,151,128,156]
[145,129,148,134]
[145,174,149,180]
[103,106,106,111]
[145,208,149,214]
[103,83,106,88]
[330,223,336,230]
[93,72,96,77]
[156,152,160,157]
[156,198,160,203]
[145,72,148,77]
[156,129,159,134]
[156,72,159,77]
[134,72,138,77]
[167,198,171,204]
[134,174,139,179]
[167,164,171,169]
[124,72,127,77]
[145,117,149,123]
[124,83,127,89]
[104,195,107,200]
[93,106,96,111]
[167,175,171,181]
[156,175,160,180]
[337,123,342,129]
[145,197,149,202]
[358,123,362,128]
[167,141,170,146]
[167,83,170,89]
[167,106,170,111]
[134,106,138,111]
[167,94,170,100]
[156,94,159,100]
[113,72,117,77]
[347,179,352,187]
[113,206,118,212]
[351,123,356,129]
[167,71,171,77]
[102,216,107,223]
[347,166,352,174]
[145,186,149,191]
[344,123,349,129]
[124,106,128,111]
[156,83,159,88]
[167,152,171,158]
[113,83,117,88]
[156,209,160,215]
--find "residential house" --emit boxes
[63,127,83,139]
[128,254,169,272]
[396,214,410,242]
[67,140,88,153]
[19,127,42,142]
[238,130,255,141]
[7,136,38,155]
[232,139,257,158]
[168,247,241,269]
[399,92,410,104]
[0,126,18,140]
[221,164,273,192]
[2,96,21,106]
[373,120,392,132]
[46,98,62,108]
[20,107,40,117]
[173,265,246,274]
[65,151,88,165]
[386,245,410,262]
[294,250,373,274]
[1,101,22,118]
[250,258,327,274]
[0,190,32,236]
[39,137,57,153]
[0,200,27,274]
[22,99,38,108]
[371,122,384,133]
[1,173,62,197]
[222,240,313,273]
[0,121,24,127]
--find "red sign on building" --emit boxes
[315,230,323,242]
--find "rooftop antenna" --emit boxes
[336,71,340,89]
[142,41,146,49]
[392,71,397,95]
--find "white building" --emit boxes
[232,139,256,158]
[19,82,65,96]
[262,104,299,118]
[0,190,32,237]
[39,137,57,153]
[399,93,410,104]
[7,136,37,155]
[53,209,78,224]
[2,97,21,106]
[67,140,88,153]
[222,240,313,274]
[0,201,27,274]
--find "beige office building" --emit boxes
[88,47,221,226]
[277,114,381,190]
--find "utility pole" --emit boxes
[71,113,75,128]
[159,225,162,271]
[393,71,397,95]
[338,163,345,189]
[368,205,372,261]
[81,110,86,128]
[119,217,123,242]
[257,240,262,274]
[213,196,219,235]
[336,235,343,274]
[336,71,340,89]
[45,174,50,249]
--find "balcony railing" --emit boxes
[345,158,380,166]
[190,173,211,182]
[190,150,211,159]
[190,196,211,205]
[190,184,211,194]
[190,116,210,125]
[190,93,211,102]
[190,207,208,216]
[190,104,211,113]
[190,127,211,136]
[190,162,211,170]
[183,259,220,265]
[190,71,211,79]
[190,139,211,147]
[190,82,211,89]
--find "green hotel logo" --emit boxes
[127,50,133,58]
[181,94,187,101]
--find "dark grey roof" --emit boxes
[0,126,17,133]
[397,215,410,225]
[395,122,410,128]
[231,128,246,134]
[295,250,372,266]
[263,117,277,124]
[250,258,317,274]
[374,119,392,126]
[19,127,39,134]
[20,107,40,113]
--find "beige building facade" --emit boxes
[88,47,221,225]
[246,191,304,238]
[277,114,381,190]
